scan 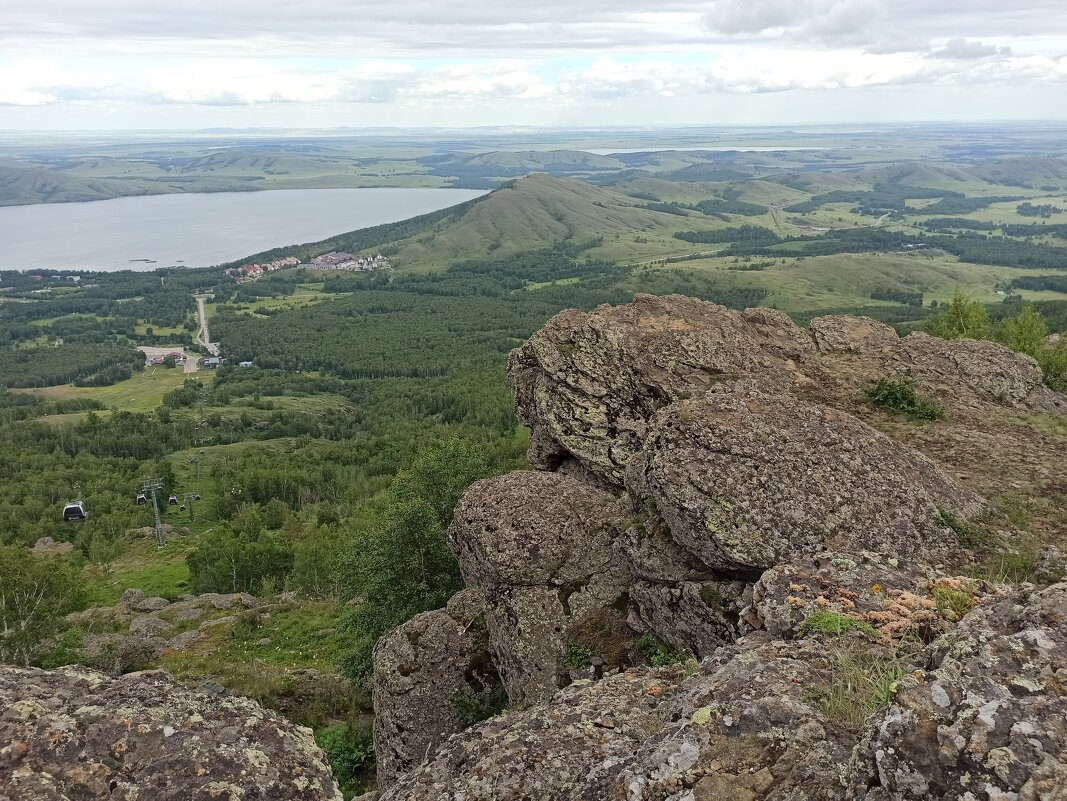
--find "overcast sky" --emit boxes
[1,0,1065,129]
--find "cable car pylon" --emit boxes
[139,478,166,549]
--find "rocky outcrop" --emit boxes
[371,294,1067,796]
[448,471,632,705]
[508,295,823,486]
[851,582,1067,800]
[372,589,500,789]
[891,332,1065,411]
[810,314,899,354]
[0,665,341,801]
[626,384,983,574]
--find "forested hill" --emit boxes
[232,174,696,270]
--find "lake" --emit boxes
[0,188,487,270]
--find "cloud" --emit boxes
[929,38,1012,59]
[2,0,1064,57]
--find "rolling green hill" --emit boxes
[237,173,754,270]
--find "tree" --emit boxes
[0,546,84,666]
[997,305,1048,357]
[341,437,491,681]
[186,527,293,594]
[925,290,991,340]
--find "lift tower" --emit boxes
[140,478,166,549]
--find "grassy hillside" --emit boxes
[0,162,173,206]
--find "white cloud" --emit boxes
[0,1,1065,124]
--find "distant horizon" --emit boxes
[4,120,1067,136]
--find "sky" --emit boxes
[1,0,1065,130]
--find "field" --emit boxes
[17,366,190,412]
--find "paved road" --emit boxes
[193,294,219,357]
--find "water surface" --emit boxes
[0,188,486,270]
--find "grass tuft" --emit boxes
[806,645,907,732]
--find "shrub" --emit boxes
[636,632,685,666]
[866,377,944,420]
[314,724,374,799]
[932,585,975,621]
[563,642,593,668]
[937,510,987,549]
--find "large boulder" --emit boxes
[377,664,688,801]
[810,315,899,355]
[850,582,1067,800]
[377,634,876,801]
[448,471,633,706]
[371,589,501,791]
[892,332,1066,411]
[625,384,985,574]
[0,665,341,801]
[597,634,863,801]
[508,295,822,485]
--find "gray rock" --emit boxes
[850,582,1067,800]
[810,314,900,354]
[449,471,633,706]
[372,589,501,791]
[79,632,164,676]
[625,384,984,573]
[128,614,171,638]
[119,588,146,606]
[893,331,1066,411]
[746,553,970,641]
[166,630,204,651]
[133,596,171,612]
[378,664,687,801]
[30,536,74,556]
[166,605,205,623]
[0,665,341,800]
[199,615,236,630]
[508,294,822,485]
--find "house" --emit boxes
[199,357,222,369]
[239,361,253,368]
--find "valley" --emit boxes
[2,135,1067,797]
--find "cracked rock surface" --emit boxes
[0,666,341,801]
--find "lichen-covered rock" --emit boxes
[747,554,984,642]
[598,634,862,801]
[626,385,984,573]
[448,472,632,705]
[0,665,341,801]
[377,665,687,801]
[508,294,822,485]
[810,315,899,354]
[372,589,500,791]
[893,332,1066,411]
[850,582,1067,800]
